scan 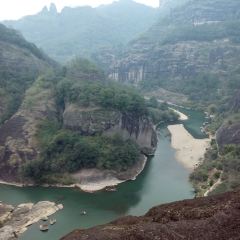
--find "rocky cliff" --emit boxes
[0,78,57,182]
[0,24,57,182]
[0,23,156,186]
[216,123,240,149]
[108,0,240,102]
[61,190,240,240]
[216,90,240,149]
[63,104,157,155]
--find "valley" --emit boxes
[0,0,240,239]
[0,106,205,240]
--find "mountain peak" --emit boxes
[40,6,48,14]
[40,3,57,15]
[49,3,57,14]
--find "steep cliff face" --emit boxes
[216,123,240,149]
[0,24,57,182]
[63,104,157,155]
[216,90,240,149]
[0,78,57,182]
[108,0,240,102]
[109,41,240,86]
[61,190,240,240]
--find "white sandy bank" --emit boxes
[168,124,210,170]
[169,108,189,120]
[72,155,147,192]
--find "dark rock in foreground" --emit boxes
[61,190,240,240]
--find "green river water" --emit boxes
[0,108,206,240]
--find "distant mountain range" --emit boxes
[4,0,158,62]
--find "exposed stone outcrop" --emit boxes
[109,40,240,89]
[104,113,157,155]
[61,190,240,240]
[63,104,157,155]
[216,123,240,149]
[0,201,62,240]
[107,0,240,99]
[63,105,121,135]
[216,90,240,149]
[0,82,57,182]
[72,154,147,192]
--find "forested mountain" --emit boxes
[0,23,55,123]
[4,0,158,62]
[0,24,177,185]
[105,0,240,194]
[1,1,240,239]
[108,0,240,105]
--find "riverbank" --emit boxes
[167,124,210,170]
[0,155,148,193]
[72,155,148,192]
[0,201,62,240]
[169,107,188,120]
[0,180,25,187]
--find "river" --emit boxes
[0,108,206,240]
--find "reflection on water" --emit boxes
[0,108,205,240]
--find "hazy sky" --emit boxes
[0,0,159,21]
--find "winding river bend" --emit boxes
[0,108,206,240]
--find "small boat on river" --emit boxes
[81,210,87,215]
[39,224,49,231]
[50,219,57,225]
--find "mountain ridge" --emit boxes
[3,0,158,62]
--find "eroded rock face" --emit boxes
[61,190,240,240]
[109,41,240,88]
[216,123,240,149]
[63,104,157,154]
[63,105,121,134]
[0,85,57,182]
[107,0,240,97]
[105,113,157,155]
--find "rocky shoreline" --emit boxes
[0,155,148,193]
[0,201,63,240]
[72,154,148,192]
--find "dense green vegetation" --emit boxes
[56,80,147,116]
[190,142,240,196]
[0,23,50,61]
[146,97,178,124]
[5,1,157,62]
[22,121,140,183]
[0,23,54,123]
[20,59,149,183]
[190,87,240,196]
[127,0,240,108]
[19,59,180,183]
